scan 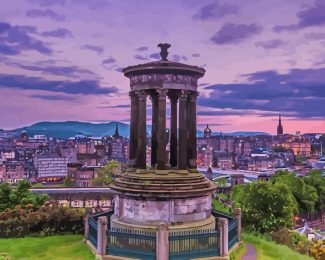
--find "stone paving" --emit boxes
[242,243,257,260]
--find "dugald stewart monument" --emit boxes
[85,44,241,260]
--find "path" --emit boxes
[242,243,257,260]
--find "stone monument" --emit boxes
[109,43,217,232]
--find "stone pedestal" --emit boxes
[97,216,108,256]
[218,218,228,257]
[156,222,169,260]
[234,208,242,242]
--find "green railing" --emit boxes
[88,216,98,248]
[228,218,238,249]
[106,228,156,260]
[169,229,220,260]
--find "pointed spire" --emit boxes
[277,114,283,135]
[113,122,120,138]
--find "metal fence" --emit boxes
[169,229,220,260]
[228,218,238,249]
[88,216,98,248]
[106,228,156,260]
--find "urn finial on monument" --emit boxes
[158,43,171,61]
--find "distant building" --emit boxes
[204,124,212,138]
[67,163,97,187]
[35,156,68,182]
[3,161,25,184]
[277,114,284,135]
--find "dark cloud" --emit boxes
[149,53,160,60]
[0,22,51,55]
[193,2,238,21]
[41,28,73,38]
[102,58,116,64]
[30,94,78,101]
[0,73,118,95]
[255,39,286,49]
[115,67,124,72]
[273,1,325,32]
[134,54,148,60]
[211,23,262,44]
[171,55,188,62]
[192,53,200,57]
[82,44,104,54]
[198,68,325,118]
[136,46,148,51]
[26,9,65,21]
[5,61,95,78]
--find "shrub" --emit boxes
[309,240,325,260]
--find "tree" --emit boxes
[93,160,119,187]
[232,181,298,233]
[0,180,48,211]
[271,171,318,214]
[64,176,73,187]
[303,170,325,213]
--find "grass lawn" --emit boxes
[0,235,94,260]
[212,198,232,214]
[242,233,312,260]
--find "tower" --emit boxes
[277,114,283,135]
[113,122,120,138]
[109,43,216,233]
[204,124,212,138]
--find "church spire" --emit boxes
[277,114,283,135]
[113,122,120,138]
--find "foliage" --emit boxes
[93,160,119,187]
[0,235,94,260]
[271,171,318,214]
[232,182,298,233]
[242,232,312,260]
[214,177,228,187]
[0,202,84,238]
[212,198,232,214]
[0,180,48,212]
[272,146,289,153]
[303,170,325,213]
[270,228,312,256]
[229,242,246,260]
[309,240,325,260]
[64,176,73,187]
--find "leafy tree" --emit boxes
[232,181,298,233]
[303,170,325,213]
[271,171,318,214]
[64,176,73,187]
[93,160,119,187]
[0,180,48,211]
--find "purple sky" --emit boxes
[0,0,325,134]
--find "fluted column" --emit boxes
[156,89,168,170]
[187,91,198,169]
[128,91,138,167]
[178,91,187,170]
[136,90,147,169]
[151,93,158,167]
[169,93,178,168]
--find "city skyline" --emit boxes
[1,0,325,133]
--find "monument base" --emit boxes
[110,215,216,233]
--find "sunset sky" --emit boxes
[0,0,325,134]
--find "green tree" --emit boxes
[303,170,325,213]
[0,180,48,211]
[232,181,298,233]
[271,171,318,214]
[93,160,119,187]
[64,176,73,187]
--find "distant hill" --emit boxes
[12,121,270,139]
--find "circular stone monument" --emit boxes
[109,43,217,232]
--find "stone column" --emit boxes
[234,208,242,242]
[156,222,169,260]
[178,91,187,170]
[151,93,158,168]
[187,92,198,169]
[156,89,168,170]
[218,217,228,257]
[84,213,89,240]
[97,216,108,256]
[169,94,178,168]
[136,90,147,169]
[128,91,138,168]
